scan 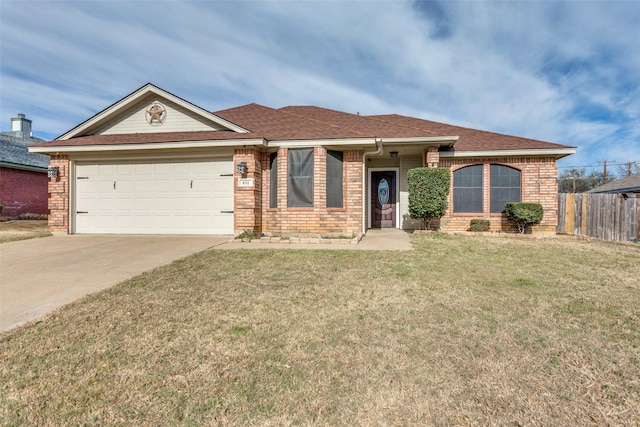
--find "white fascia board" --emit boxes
[381,136,459,145]
[439,148,577,158]
[269,137,378,148]
[29,138,267,154]
[58,84,250,140]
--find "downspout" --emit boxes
[362,138,383,235]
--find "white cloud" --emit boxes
[0,0,638,170]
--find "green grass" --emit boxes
[1,234,639,425]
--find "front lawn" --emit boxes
[0,220,51,243]
[1,234,639,425]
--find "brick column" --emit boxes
[425,146,440,167]
[233,148,263,233]
[345,149,363,233]
[48,155,70,233]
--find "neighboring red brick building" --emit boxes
[31,84,575,235]
[0,114,49,217]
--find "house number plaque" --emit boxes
[238,178,254,188]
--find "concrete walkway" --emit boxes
[0,230,411,332]
[0,235,228,332]
[214,229,414,251]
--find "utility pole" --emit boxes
[598,160,616,184]
[618,160,639,177]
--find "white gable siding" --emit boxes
[400,155,423,230]
[94,97,228,135]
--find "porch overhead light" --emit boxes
[390,151,398,158]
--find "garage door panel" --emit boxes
[192,197,213,210]
[75,159,233,235]
[135,180,154,193]
[173,179,191,192]
[154,215,172,228]
[97,199,114,211]
[135,163,154,174]
[153,198,171,211]
[173,163,193,176]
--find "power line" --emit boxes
[557,165,601,169]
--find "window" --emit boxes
[490,164,521,213]
[453,165,483,213]
[326,150,343,208]
[288,148,314,207]
[269,152,278,208]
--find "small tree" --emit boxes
[408,168,450,230]
[505,202,543,234]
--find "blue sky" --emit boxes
[1,0,639,175]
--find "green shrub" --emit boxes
[469,219,490,232]
[408,168,450,230]
[505,202,544,233]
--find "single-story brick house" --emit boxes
[30,83,575,235]
[0,114,49,217]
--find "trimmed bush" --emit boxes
[469,219,490,232]
[408,168,450,230]
[505,202,544,233]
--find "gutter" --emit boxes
[361,138,384,235]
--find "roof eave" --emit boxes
[380,136,459,146]
[268,137,379,148]
[439,147,576,159]
[0,161,48,172]
[28,138,267,154]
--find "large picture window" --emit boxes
[288,148,314,207]
[490,164,521,213]
[269,152,278,208]
[326,150,343,208]
[453,165,483,213]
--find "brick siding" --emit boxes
[0,167,49,217]
[238,147,363,235]
[438,155,559,233]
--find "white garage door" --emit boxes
[75,159,234,234]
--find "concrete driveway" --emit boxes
[0,235,228,332]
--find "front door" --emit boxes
[371,170,396,228]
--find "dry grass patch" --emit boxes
[0,220,51,243]
[1,234,639,425]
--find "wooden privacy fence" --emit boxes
[557,193,640,242]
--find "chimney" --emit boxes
[11,113,32,138]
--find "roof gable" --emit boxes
[58,83,249,140]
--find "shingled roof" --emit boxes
[33,97,573,155]
[0,132,49,170]
[364,114,572,151]
[219,104,572,151]
[215,104,368,140]
[588,173,640,194]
